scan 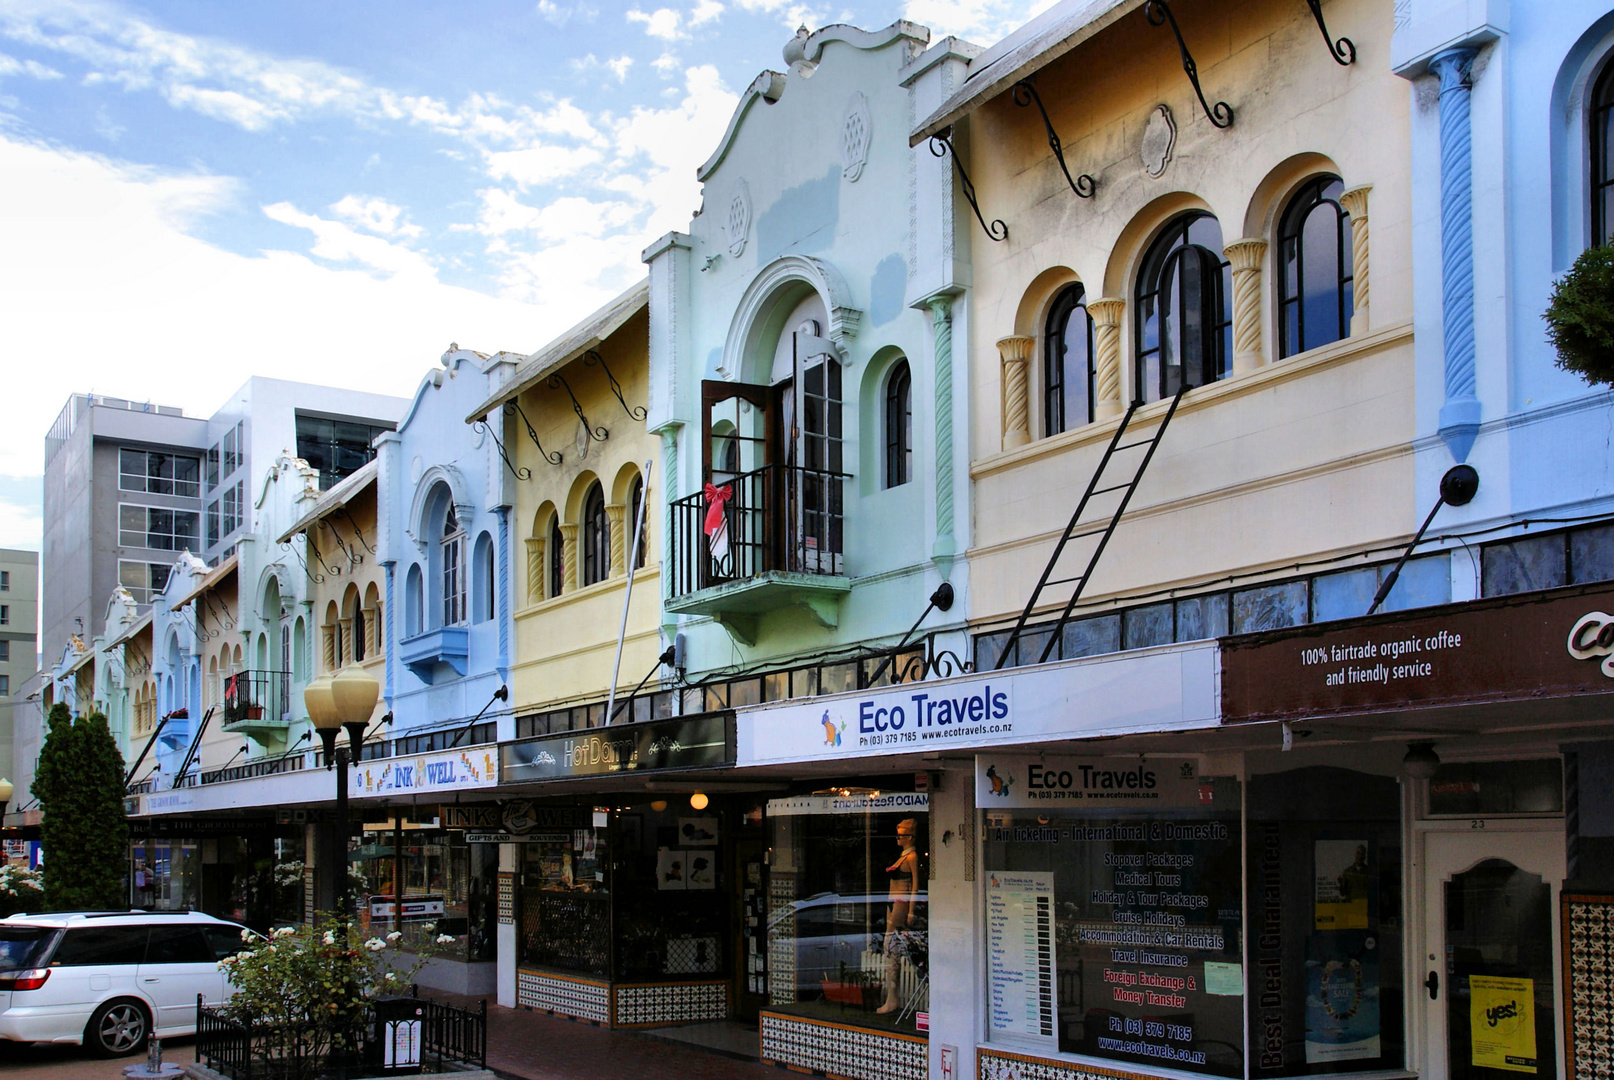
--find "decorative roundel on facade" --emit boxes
[727,178,752,258]
[1142,103,1176,179]
[842,92,872,182]
[409,455,424,485]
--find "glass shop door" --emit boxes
[1421,826,1564,1080]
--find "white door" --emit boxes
[1421,825,1563,1080]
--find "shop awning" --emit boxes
[909,0,1144,146]
[464,278,648,422]
[277,459,377,543]
[170,553,237,609]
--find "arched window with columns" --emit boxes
[1278,176,1353,358]
[441,505,466,626]
[1044,284,1095,435]
[581,483,609,587]
[1134,213,1231,403]
[548,515,565,598]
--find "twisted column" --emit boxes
[525,538,545,603]
[1338,185,1372,335]
[559,523,578,594]
[928,296,956,563]
[1431,48,1480,462]
[606,504,626,576]
[996,336,1033,450]
[1088,298,1126,419]
[1224,239,1267,375]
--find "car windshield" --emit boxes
[0,926,58,971]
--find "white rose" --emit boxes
[435,934,456,945]
[365,938,387,952]
[386,931,403,942]
[322,931,336,945]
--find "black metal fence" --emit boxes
[668,463,849,598]
[196,992,486,1080]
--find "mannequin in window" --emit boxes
[877,817,922,1014]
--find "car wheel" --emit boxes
[85,999,148,1057]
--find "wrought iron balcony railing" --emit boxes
[668,463,850,599]
[222,669,293,730]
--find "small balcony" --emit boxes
[400,625,469,684]
[667,463,851,644]
[221,669,293,737]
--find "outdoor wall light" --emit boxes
[1402,741,1441,780]
[649,800,668,812]
[689,792,709,810]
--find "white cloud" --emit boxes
[331,195,424,238]
[484,143,605,188]
[0,52,61,79]
[607,55,634,81]
[262,201,436,277]
[901,0,1057,42]
[536,0,572,25]
[689,0,725,27]
[652,52,681,76]
[0,490,42,551]
[0,134,568,485]
[627,7,685,41]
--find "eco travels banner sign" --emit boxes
[737,642,1217,767]
[975,755,1205,809]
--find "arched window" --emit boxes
[353,605,366,662]
[581,484,609,586]
[627,475,649,570]
[472,532,495,623]
[1044,285,1095,434]
[884,360,912,488]
[442,505,466,626]
[1279,176,1353,358]
[548,516,564,598]
[1594,63,1614,246]
[1135,213,1231,403]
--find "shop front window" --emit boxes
[359,827,497,962]
[518,810,611,977]
[766,791,930,1034]
[612,799,728,982]
[982,767,1243,1073]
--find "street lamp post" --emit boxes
[304,665,379,920]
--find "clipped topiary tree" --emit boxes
[33,707,130,910]
[1545,245,1614,385]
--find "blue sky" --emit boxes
[0,0,1051,550]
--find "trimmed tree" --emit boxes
[33,707,130,910]
[1544,245,1614,385]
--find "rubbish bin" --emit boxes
[372,997,426,1076]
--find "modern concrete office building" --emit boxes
[40,381,408,672]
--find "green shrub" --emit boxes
[1545,246,1614,385]
[32,705,130,910]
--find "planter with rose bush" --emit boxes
[197,915,483,1080]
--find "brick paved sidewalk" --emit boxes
[430,993,780,1080]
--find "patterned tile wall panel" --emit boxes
[978,1046,1162,1080]
[759,1011,927,1080]
[303,869,315,925]
[1565,893,1614,1080]
[767,871,797,1006]
[497,872,515,925]
[613,981,728,1026]
[516,969,610,1025]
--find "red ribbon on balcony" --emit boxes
[703,482,732,562]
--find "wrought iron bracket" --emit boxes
[548,373,609,442]
[1012,81,1095,198]
[1304,0,1355,65]
[318,517,356,567]
[505,401,563,466]
[930,131,1008,242]
[338,507,376,556]
[1146,0,1234,128]
[474,418,532,481]
[282,538,323,585]
[584,349,647,421]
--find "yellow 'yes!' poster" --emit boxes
[1469,976,1537,1074]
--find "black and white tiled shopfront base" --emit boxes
[517,969,611,1025]
[614,981,728,1026]
[759,1012,927,1080]
[1566,894,1614,1080]
[979,1046,1157,1080]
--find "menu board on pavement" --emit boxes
[987,870,1058,1047]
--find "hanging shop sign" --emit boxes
[1222,580,1614,723]
[500,712,732,783]
[975,756,1206,809]
[737,642,1218,767]
[349,746,498,798]
[450,801,598,843]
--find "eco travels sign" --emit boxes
[501,712,732,783]
[1222,580,1614,722]
[976,755,1205,809]
[737,642,1217,766]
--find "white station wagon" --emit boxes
[0,910,253,1056]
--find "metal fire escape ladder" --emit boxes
[993,384,1189,671]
